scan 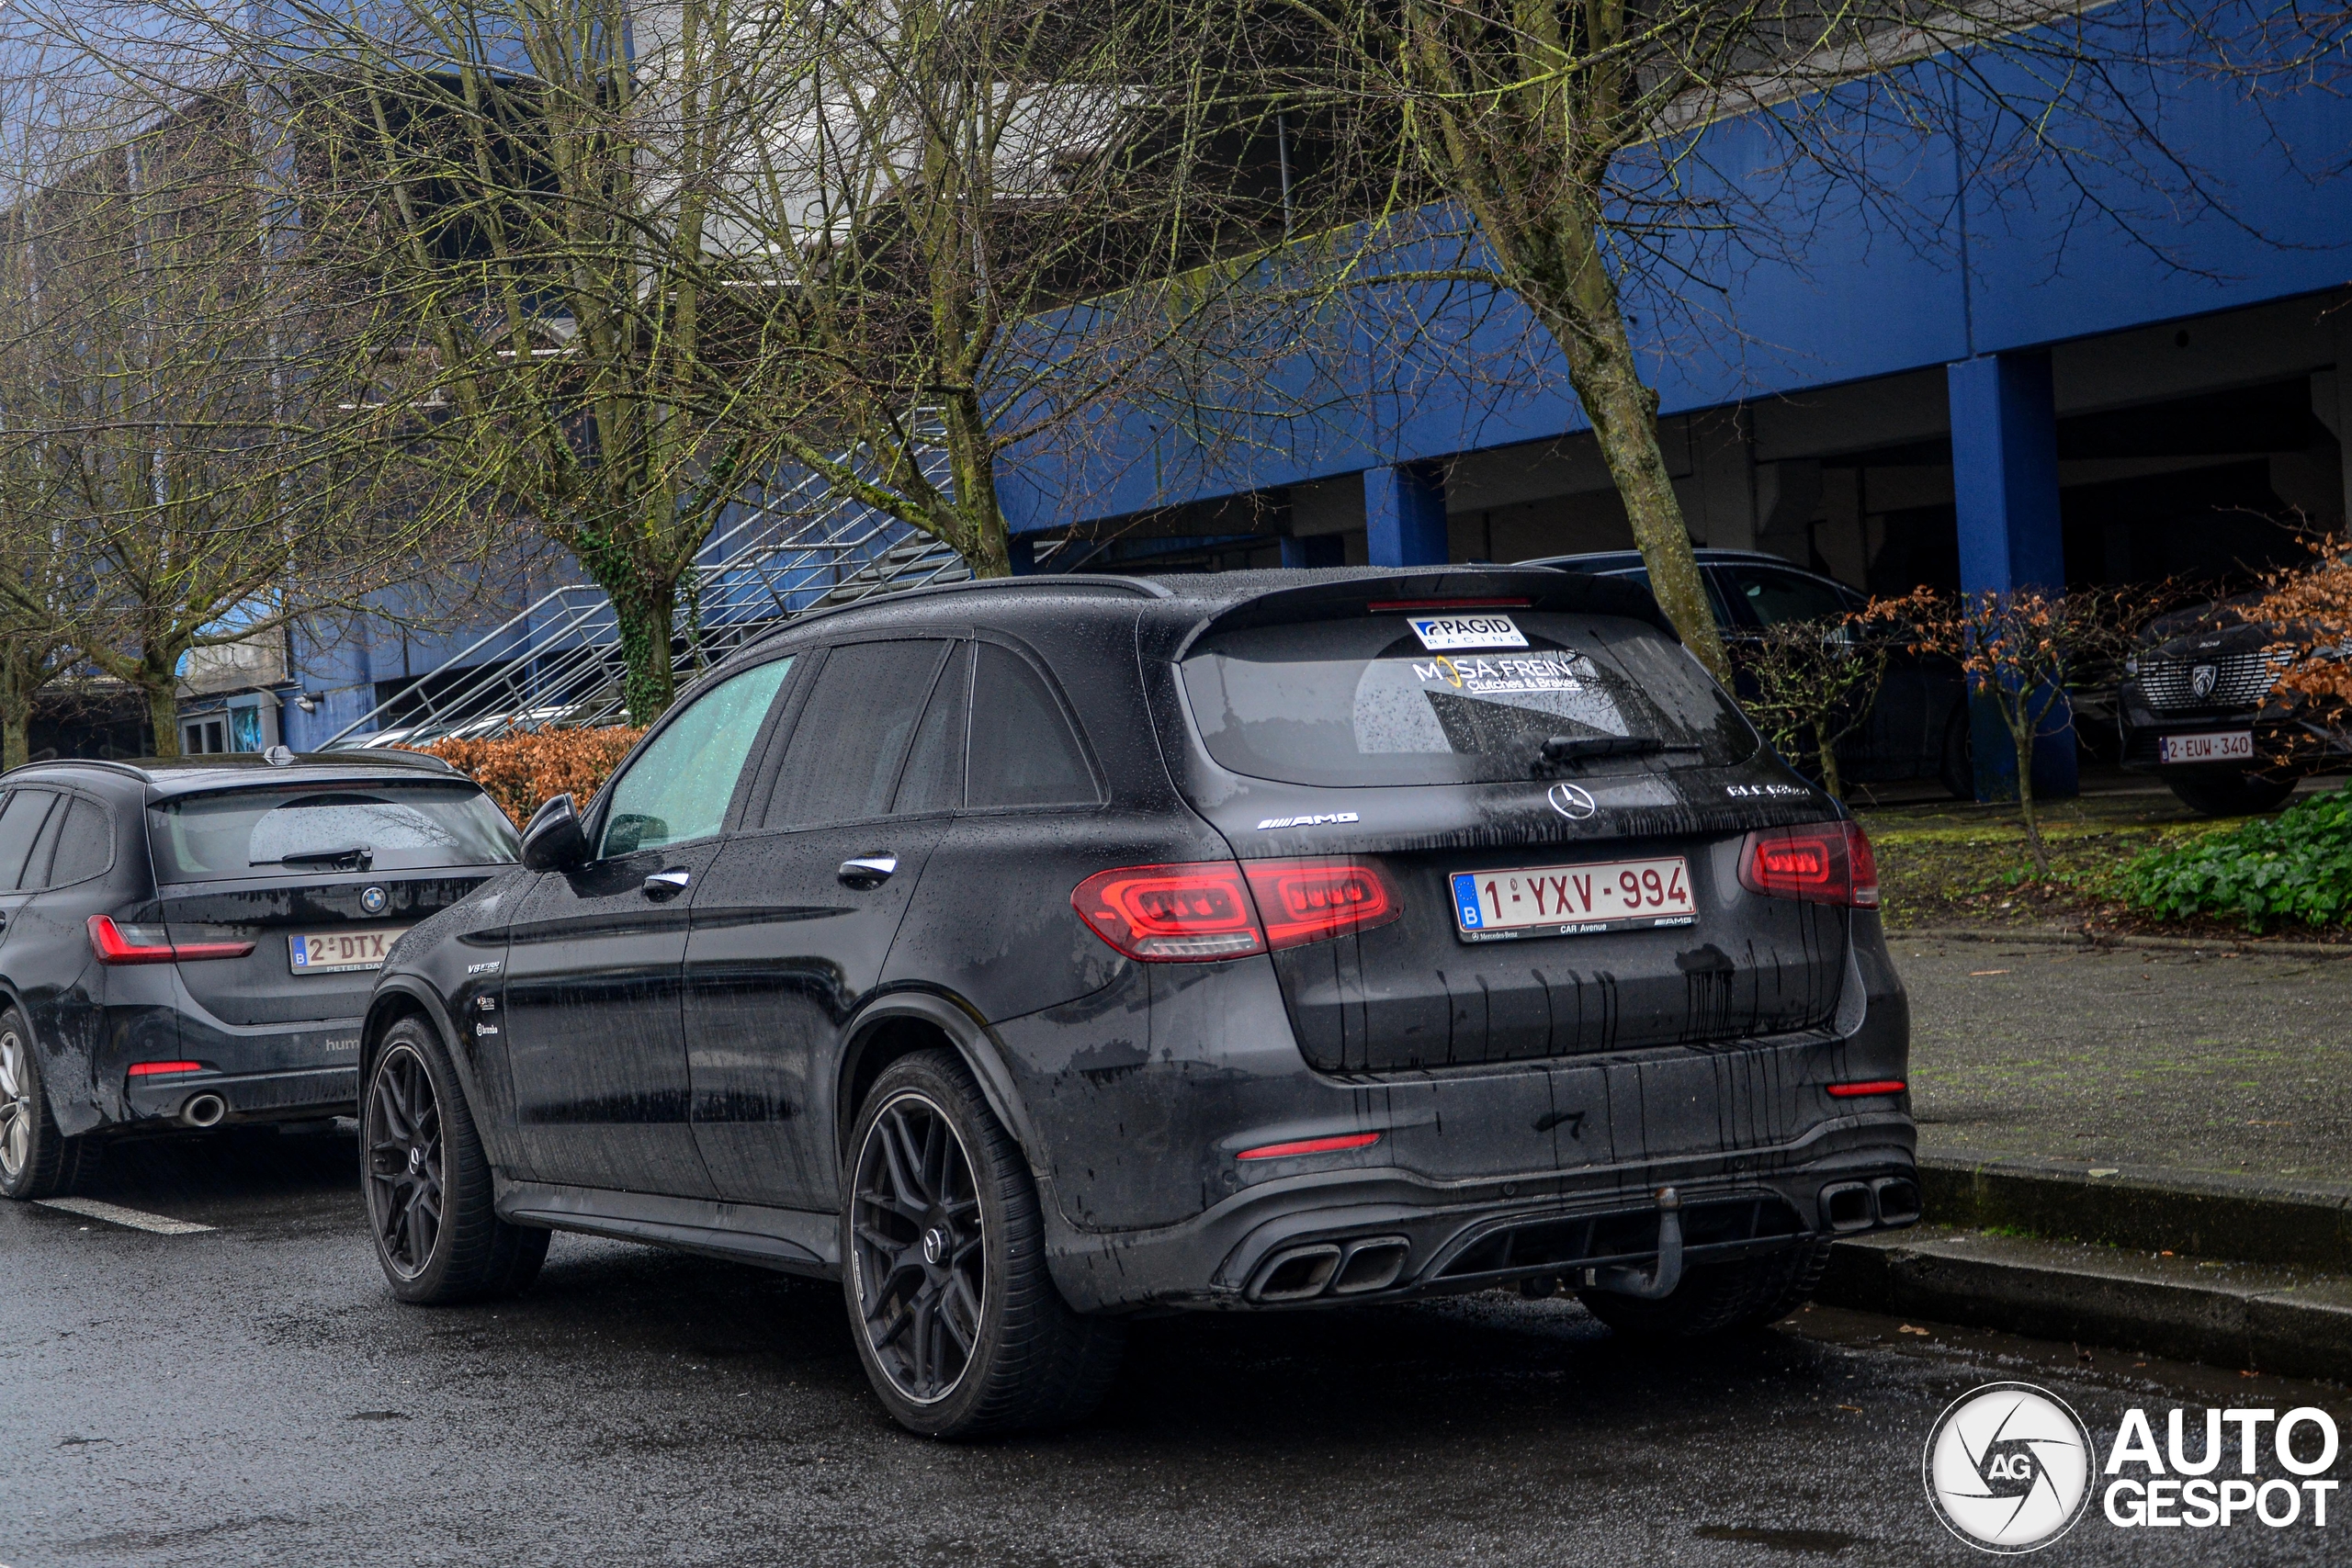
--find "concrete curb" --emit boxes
[1917,1150,2352,1272]
[1819,1228,2352,1384]
[1894,923,2352,958]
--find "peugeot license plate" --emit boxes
[1450,858,1695,942]
[288,928,408,976]
[2157,731,2254,765]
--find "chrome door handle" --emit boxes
[642,868,693,899]
[837,854,898,889]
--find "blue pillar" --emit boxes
[1947,352,2077,803]
[1363,462,1448,568]
[1279,535,1344,569]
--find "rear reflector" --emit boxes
[1074,858,1402,962]
[1826,1079,1906,1098]
[87,915,256,964]
[127,1061,205,1077]
[1236,1132,1382,1161]
[1737,821,1880,908]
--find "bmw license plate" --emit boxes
[288,928,409,976]
[2157,731,2254,765]
[1451,858,1695,942]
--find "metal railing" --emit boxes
[324,471,968,748]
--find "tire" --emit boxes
[363,1018,548,1304]
[1576,1236,1834,1341]
[1939,706,1975,800]
[0,1008,96,1201]
[842,1049,1124,1438]
[2164,771,2297,818]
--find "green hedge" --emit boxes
[2114,785,2352,930]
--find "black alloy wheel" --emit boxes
[851,1089,987,1404]
[841,1050,1124,1438]
[361,1018,548,1303]
[366,1042,444,1280]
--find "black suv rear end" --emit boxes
[0,750,517,1199]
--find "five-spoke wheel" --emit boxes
[366,1042,445,1280]
[0,1008,90,1201]
[0,1024,31,1185]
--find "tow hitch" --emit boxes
[1581,1186,1684,1300]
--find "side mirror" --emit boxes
[520,793,589,872]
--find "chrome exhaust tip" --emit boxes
[180,1092,227,1130]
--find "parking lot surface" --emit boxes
[2,1129,2341,1567]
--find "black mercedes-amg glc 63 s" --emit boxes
[0,750,518,1200]
[356,568,1918,1437]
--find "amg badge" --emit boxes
[1257,812,1362,830]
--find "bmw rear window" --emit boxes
[149,784,520,882]
[1180,613,1756,787]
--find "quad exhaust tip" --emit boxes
[1248,1235,1411,1303]
[180,1092,227,1130]
[1820,1177,1920,1233]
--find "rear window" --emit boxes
[1181,613,1756,787]
[149,784,520,883]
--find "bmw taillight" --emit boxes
[1073,858,1402,962]
[1737,821,1880,909]
[87,915,255,964]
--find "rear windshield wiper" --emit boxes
[255,846,376,870]
[1533,736,1699,774]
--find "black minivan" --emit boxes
[360,568,1917,1437]
[0,750,518,1199]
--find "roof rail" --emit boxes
[734,571,1170,655]
[1,758,153,784]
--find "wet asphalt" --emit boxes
[3,1128,2345,1567]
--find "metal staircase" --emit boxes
[324,478,969,748]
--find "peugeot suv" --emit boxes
[2118,600,2336,816]
[0,750,519,1201]
[356,568,1917,1438]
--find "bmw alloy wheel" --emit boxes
[849,1089,987,1404]
[0,1028,28,1180]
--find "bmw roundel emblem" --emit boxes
[1547,783,1597,820]
[360,886,389,915]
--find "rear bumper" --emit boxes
[1046,1116,1915,1313]
[120,1064,357,1127]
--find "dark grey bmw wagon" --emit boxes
[358,568,1917,1437]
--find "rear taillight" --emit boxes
[1073,863,1266,961]
[126,1061,205,1077]
[1073,858,1403,962]
[1242,859,1400,949]
[87,915,255,964]
[1737,822,1879,908]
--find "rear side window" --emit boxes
[150,784,520,883]
[967,644,1095,808]
[763,641,950,829]
[40,797,111,887]
[1722,566,1855,626]
[1182,612,1756,787]
[891,643,970,816]
[0,789,57,890]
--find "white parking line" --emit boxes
[33,1197,214,1235]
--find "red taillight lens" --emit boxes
[1241,859,1400,950]
[1072,863,1267,961]
[1826,1079,1906,1098]
[87,915,255,964]
[1737,822,1880,908]
[127,1061,205,1077]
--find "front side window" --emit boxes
[1724,567,1855,626]
[598,656,795,857]
[150,784,519,883]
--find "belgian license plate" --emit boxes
[1450,858,1696,942]
[288,928,408,976]
[2158,731,2254,764]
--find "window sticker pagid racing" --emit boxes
[1407,613,1527,651]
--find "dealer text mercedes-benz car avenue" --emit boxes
[0,750,520,1200]
[354,568,1919,1437]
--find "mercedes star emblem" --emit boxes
[1547,783,1597,820]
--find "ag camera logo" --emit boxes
[1923,1382,2094,1553]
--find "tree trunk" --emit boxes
[1,710,26,772]
[2010,720,2050,877]
[1811,719,1844,802]
[611,588,679,726]
[145,679,182,760]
